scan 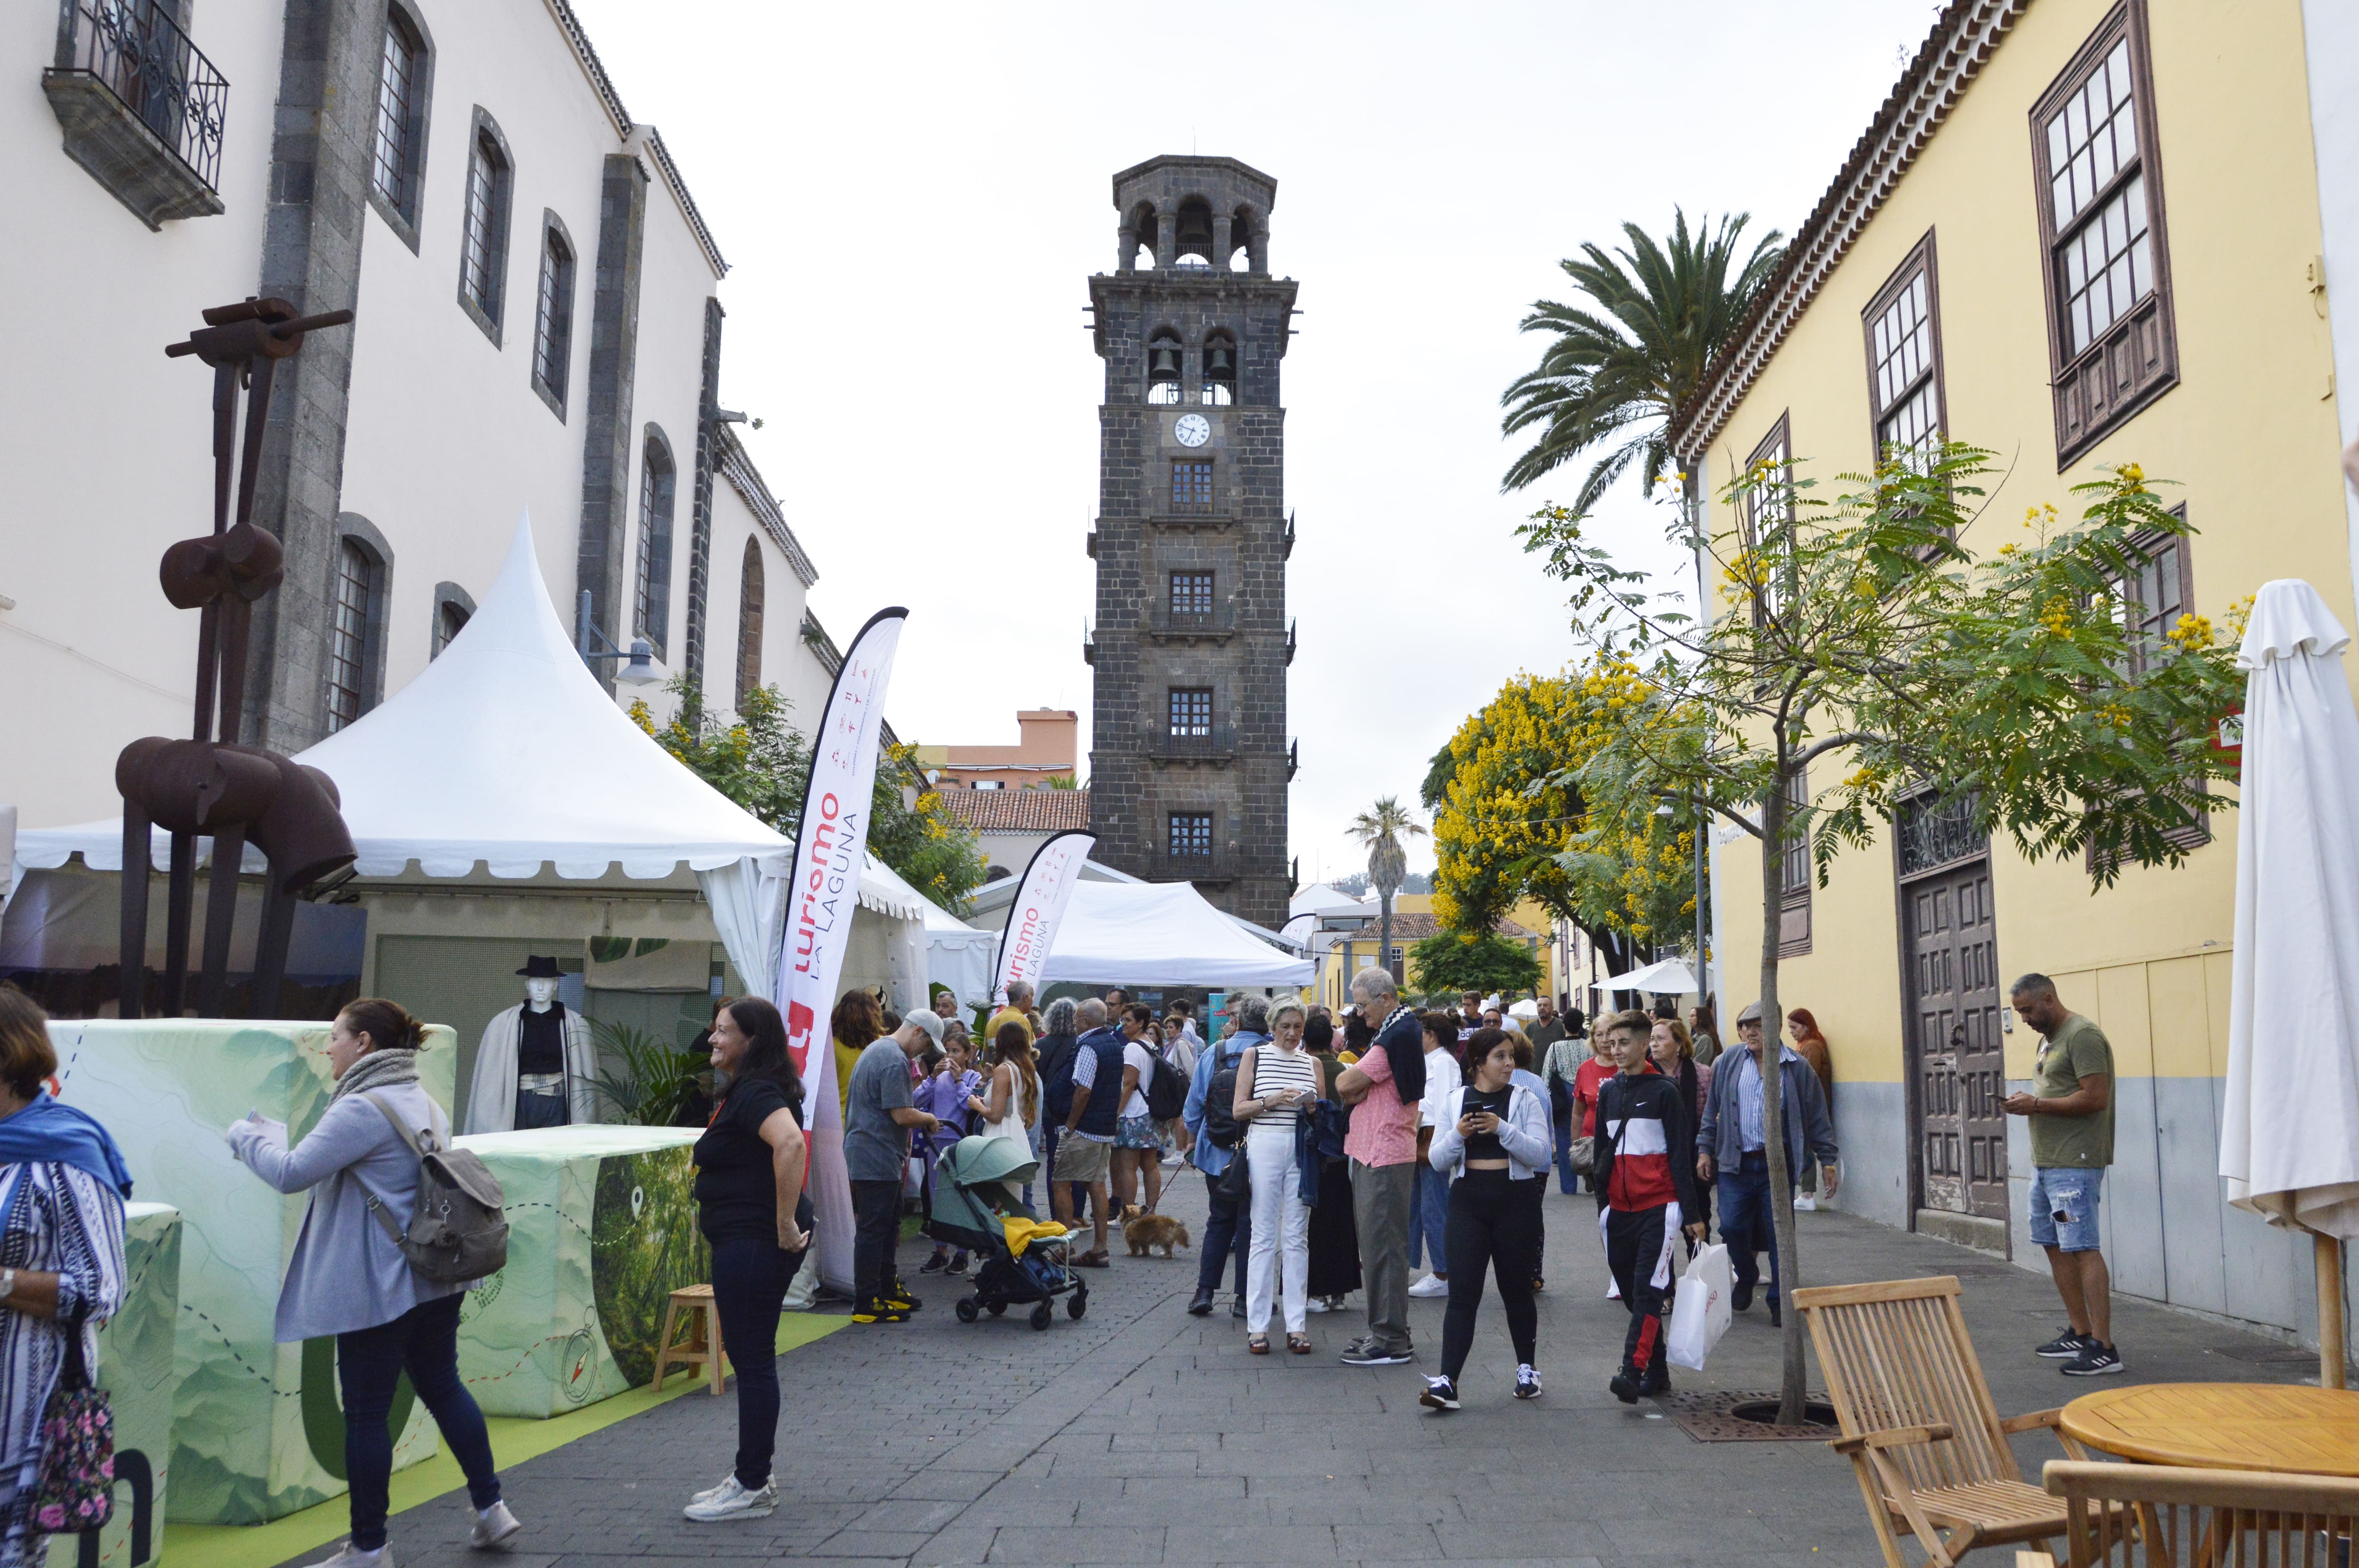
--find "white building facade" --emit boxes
[5,0,827,830]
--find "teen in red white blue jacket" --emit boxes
[1591,1010,1705,1403]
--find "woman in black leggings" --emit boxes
[1419,1028,1555,1411]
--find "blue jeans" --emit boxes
[2027,1166,2105,1253]
[337,1294,499,1551]
[1551,1109,1579,1193]
[1195,1165,1252,1296]
[710,1221,811,1489]
[1410,1161,1450,1271]
[1718,1150,1784,1305]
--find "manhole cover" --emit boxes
[1660,1388,1840,1442]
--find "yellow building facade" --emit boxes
[1670,0,2359,1344]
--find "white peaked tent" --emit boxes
[1603,957,1699,995]
[17,518,804,989]
[1033,880,1313,988]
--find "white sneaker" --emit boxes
[683,1475,778,1522]
[688,1471,736,1505]
[1408,1273,1450,1299]
[1607,1279,1622,1300]
[469,1500,521,1549]
[1305,1296,1328,1313]
[1793,1194,1817,1211]
[308,1544,392,1568]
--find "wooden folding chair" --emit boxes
[2019,1461,2359,1568]
[1793,1276,2100,1568]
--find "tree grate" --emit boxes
[1661,1388,1840,1442]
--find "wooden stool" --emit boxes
[654,1284,727,1395]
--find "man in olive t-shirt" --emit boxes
[2002,973,2122,1377]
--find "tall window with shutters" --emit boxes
[1780,767,1813,956]
[530,222,574,414]
[634,435,676,660]
[1862,233,1945,471]
[457,116,512,338]
[2030,2,2177,464]
[369,7,427,231]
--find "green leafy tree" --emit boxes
[1519,442,2244,1420]
[630,677,988,910]
[1408,931,1541,1001]
[1501,210,1785,506]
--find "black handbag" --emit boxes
[1211,1148,1250,1205]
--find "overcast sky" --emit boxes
[569,0,1943,879]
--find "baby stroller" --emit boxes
[924,1135,1089,1330]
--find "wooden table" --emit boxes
[2060,1383,2359,1476]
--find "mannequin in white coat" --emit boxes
[463,956,599,1133]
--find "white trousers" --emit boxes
[1245,1127,1310,1334]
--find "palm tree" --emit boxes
[1500,210,1785,508]
[1348,797,1426,996]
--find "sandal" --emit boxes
[1288,1333,1312,1355]
[1071,1250,1110,1269]
[1248,1334,1270,1355]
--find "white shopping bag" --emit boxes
[1666,1242,1734,1371]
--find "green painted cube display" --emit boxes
[451,1126,707,1416]
[46,1020,456,1525]
[47,1201,182,1568]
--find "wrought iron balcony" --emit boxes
[1144,724,1235,761]
[1081,625,1096,666]
[1287,738,1299,781]
[45,0,228,228]
[1284,618,1297,665]
[1144,851,1244,883]
[1282,511,1297,559]
[1148,604,1234,638]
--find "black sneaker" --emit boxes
[1642,1364,1672,1396]
[1231,1297,1247,1319]
[1514,1364,1543,1401]
[883,1279,921,1311]
[1340,1342,1412,1368]
[1419,1375,1460,1411]
[2036,1327,2096,1360]
[948,1253,970,1275]
[1608,1368,1641,1405]
[2062,1343,2124,1377]
[1731,1279,1754,1312]
[851,1298,908,1324]
[1186,1288,1216,1317]
[919,1254,949,1275]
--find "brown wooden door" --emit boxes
[1905,860,2008,1220]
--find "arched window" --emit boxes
[1127,202,1157,270]
[326,518,392,732]
[735,537,765,711]
[1201,330,1236,406]
[1173,196,1214,266]
[458,108,513,339]
[1146,329,1183,406]
[530,212,575,416]
[429,580,475,659]
[634,431,676,659]
[1230,204,1262,272]
[369,3,433,243]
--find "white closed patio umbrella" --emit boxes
[2220,579,2359,1387]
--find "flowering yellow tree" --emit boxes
[1428,665,1696,977]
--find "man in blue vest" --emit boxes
[1052,998,1121,1266]
[1181,997,1266,1317]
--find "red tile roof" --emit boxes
[937,788,1092,835]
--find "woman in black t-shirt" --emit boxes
[683,997,813,1524]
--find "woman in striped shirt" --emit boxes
[1232,1001,1324,1355]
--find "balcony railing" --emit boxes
[1148,604,1234,636]
[1144,851,1243,883]
[1145,724,1235,761]
[54,0,226,190]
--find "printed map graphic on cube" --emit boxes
[47,1020,455,1524]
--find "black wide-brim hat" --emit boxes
[516,955,562,979]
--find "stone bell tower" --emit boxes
[1085,156,1294,931]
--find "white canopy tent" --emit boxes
[1019,879,1313,989]
[1602,957,1699,995]
[2220,580,2359,1386]
[14,518,824,999]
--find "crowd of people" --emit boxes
[0,960,2133,1559]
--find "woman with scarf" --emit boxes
[1785,1008,1836,1208]
[0,986,129,1568]
[227,998,519,1565]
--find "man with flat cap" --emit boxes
[464,955,600,1132]
[1694,1000,1839,1327]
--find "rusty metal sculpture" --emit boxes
[116,298,359,1020]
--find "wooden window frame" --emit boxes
[2029,0,2179,468]
[1739,413,1793,623]
[366,3,433,251]
[1167,811,1214,860]
[1779,765,1813,957]
[529,213,575,419]
[1168,569,1215,620]
[2088,512,2208,866]
[1171,458,1214,515]
[1860,230,1947,470]
[1166,685,1214,738]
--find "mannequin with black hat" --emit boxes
[463,955,599,1133]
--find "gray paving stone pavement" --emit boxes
[281,1170,2316,1568]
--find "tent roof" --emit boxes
[19,519,792,884]
[1603,957,1698,994]
[1289,881,1367,918]
[1034,879,1312,987]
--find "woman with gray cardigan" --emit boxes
[226,998,519,1567]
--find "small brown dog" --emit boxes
[1118,1205,1191,1259]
